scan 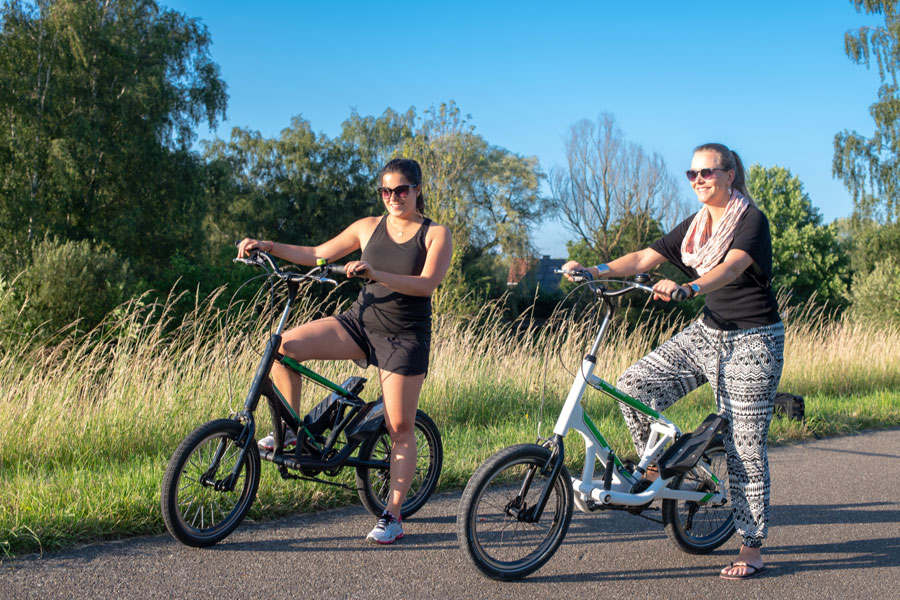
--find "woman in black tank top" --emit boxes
[236,159,453,544]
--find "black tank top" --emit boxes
[351,216,432,339]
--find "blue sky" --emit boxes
[164,1,884,257]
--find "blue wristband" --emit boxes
[593,263,610,276]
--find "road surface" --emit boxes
[4,428,899,599]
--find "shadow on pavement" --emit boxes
[772,501,900,526]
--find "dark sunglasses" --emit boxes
[377,184,418,199]
[685,168,727,182]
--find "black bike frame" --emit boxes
[220,267,391,489]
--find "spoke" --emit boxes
[188,501,202,528]
[178,491,199,515]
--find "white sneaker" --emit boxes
[366,511,404,544]
[257,429,297,451]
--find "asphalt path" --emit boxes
[4,428,900,599]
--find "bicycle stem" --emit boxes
[242,277,300,414]
[553,300,614,438]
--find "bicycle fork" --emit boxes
[507,435,566,523]
[201,331,284,494]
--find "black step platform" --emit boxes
[658,413,727,480]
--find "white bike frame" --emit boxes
[551,285,727,514]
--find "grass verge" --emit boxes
[2,288,898,558]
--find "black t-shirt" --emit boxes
[650,205,780,330]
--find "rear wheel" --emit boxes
[355,409,443,518]
[161,419,260,547]
[661,440,735,553]
[457,444,573,581]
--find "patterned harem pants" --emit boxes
[616,319,785,548]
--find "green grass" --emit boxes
[2,290,899,558]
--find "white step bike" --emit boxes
[456,269,735,580]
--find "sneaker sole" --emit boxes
[367,532,404,545]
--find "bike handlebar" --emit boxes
[233,251,349,285]
[553,268,688,302]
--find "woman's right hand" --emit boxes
[237,237,271,258]
[561,260,586,282]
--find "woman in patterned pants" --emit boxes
[563,143,784,580]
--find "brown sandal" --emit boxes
[642,465,660,482]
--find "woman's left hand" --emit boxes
[652,279,688,302]
[345,260,375,279]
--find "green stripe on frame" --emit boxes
[272,384,322,450]
[280,356,350,396]
[272,384,301,421]
[582,412,610,449]
[596,379,661,419]
[582,412,625,469]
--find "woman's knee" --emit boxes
[385,415,415,439]
[616,364,643,397]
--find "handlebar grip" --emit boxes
[553,267,593,281]
[328,264,347,276]
[670,287,688,302]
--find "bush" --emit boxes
[4,238,133,339]
[850,257,900,328]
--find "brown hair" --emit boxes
[379,158,425,216]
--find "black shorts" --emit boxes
[333,312,430,376]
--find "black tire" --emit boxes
[457,444,573,581]
[161,419,261,547]
[661,440,735,553]
[355,409,442,519]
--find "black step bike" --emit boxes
[161,252,443,547]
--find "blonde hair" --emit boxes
[694,142,756,206]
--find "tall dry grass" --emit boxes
[1,284,898,557]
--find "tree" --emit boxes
[202,116,375,255]
[747,165,849,307]
[10,237,132,337]
[837,217,900,274]
[833,0,900,223]
[337,107,416,182]
[0,0,227,282]
[849,256,900,326]
[550,113,689,262]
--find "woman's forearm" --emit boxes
[592,248,666,278]
[265,241,325,266]
[687,249,754,295]
[365,270,442,297]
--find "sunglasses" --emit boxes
[377,184,418,199]
[685,168,727,182]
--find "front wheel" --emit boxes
[661,439,735,553]
[161,419,261,547]
[457,444,574,581]
[355,409,443,519]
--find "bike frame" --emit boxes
[220,257,391,489]
[541,279,727,515]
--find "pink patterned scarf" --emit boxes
[680,190,750,275]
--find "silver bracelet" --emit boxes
[593,263,610,276]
